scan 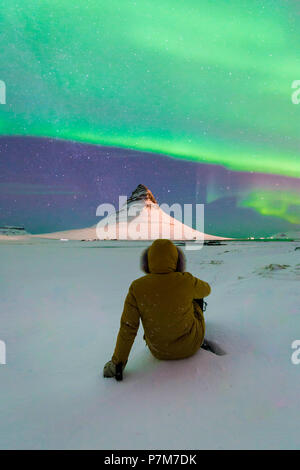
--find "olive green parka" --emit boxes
[112,239,211,365]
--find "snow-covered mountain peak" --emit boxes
[33,185,230,241]
[126,184,157,206]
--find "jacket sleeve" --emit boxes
[193,275,211,298]
[184,272,211,299]
[111,283,140,366]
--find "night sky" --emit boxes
[0,136,299,238]
[0,1,300,237]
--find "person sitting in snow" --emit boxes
[103,238,211,378]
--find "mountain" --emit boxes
[0,226,27,235]
[0,226,30,240]
[35,184,230,241]
[126,184,157,205]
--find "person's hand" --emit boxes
[103,360,117,378]
[103,360,126,379]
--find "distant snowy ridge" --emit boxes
[0,226,27,235]
[34,184,230,241]
[0,226,30,240]
[272,231,300,240]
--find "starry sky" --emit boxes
[0,1,300,236]
[0,136,299,238]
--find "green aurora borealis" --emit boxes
[0,0,300,231]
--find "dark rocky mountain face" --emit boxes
[126,184,157,205]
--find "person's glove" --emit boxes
[103,360,117,378]
[103,360,125,379]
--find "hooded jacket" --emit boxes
[111,239,211,365]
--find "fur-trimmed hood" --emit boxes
[141,239,186,274]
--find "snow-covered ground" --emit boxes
[0,239,299,449]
